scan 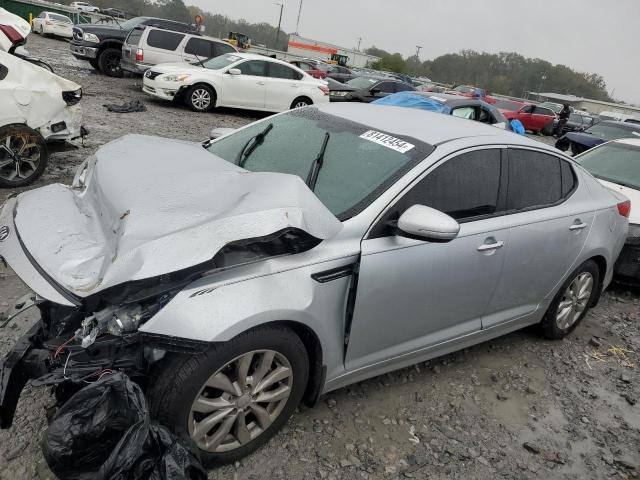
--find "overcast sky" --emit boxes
[189,0,640,104]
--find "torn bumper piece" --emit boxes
[0,323,48,428]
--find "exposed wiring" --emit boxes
[53,335,76,359]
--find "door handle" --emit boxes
[477,241,504,252]
[291,84,299,87]
[569,222,587,231]
[257,81,266,86]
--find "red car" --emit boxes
[502,104,557,134]
[289,60,327,79]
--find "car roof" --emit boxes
[599,120,640,131]
[314,103,547,148]
[231,53,312,72]
[615,138,640,147]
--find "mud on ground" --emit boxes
[0,34,638,480]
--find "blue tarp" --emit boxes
[510,119,526,135]
[372,92,451,114]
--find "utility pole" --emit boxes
[275,3,283,45]
[357,37,362,51]
[415,45,422,59]
[295,0,303,35]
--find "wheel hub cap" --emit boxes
[188,349,293,453]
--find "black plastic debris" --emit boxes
[41,372,206,480]
[103,99,147,113]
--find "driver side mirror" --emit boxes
[397,205,460,242]
[228,68,241,75]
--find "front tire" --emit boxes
[98,48,123,77]
[0,124,48,188]
[185,85,215,112]
[540,260,599,339]
[147,326,309,466]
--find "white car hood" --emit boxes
[11,134,342,297]
[0,50,81,130]
[597,178,640,225]
[149,63,212,74]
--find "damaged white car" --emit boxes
[0,104,628,465]
[1,9,84,187]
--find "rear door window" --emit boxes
[506,149,574,211]
[184,37,216,57]
[376,82,396,93]
[268,63,303,80]
[214,42,236,56]
[146,30,185,51]
[237,60,268,77]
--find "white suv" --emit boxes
[121,26,237,75]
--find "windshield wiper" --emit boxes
[305,132,330,191]
[193,52,206,68]
[236,123,274,167]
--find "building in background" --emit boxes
[527,91,640,118]
[287,34,379,68]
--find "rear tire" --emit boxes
[147,326,309,466]
[0,124,48,188]
[290,96,313,109]
[555,137,570,151]
[540,260,599,339]
[98,48,123,77]
[185,84,215,112]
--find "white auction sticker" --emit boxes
[360,130,415,153]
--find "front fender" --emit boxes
[139,258,355,380]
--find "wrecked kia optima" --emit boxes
[0,104,629,465]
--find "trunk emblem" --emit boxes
[0,226,9,242]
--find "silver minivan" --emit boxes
[121,26,238,74]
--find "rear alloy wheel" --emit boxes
[541,260,599,339]
[0,125,48,188]
[185,85,215,112]
[291,97,312,109]
[147,326,308,465]
[98,48,123,78]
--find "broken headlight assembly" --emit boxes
[62,88,82,106]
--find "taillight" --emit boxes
[0,24,25,45]
[135,48,144,61]
[617,200,631,218]
[318,85,329,95]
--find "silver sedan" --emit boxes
[0,104,629,466]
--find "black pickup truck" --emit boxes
[70,16,197,77]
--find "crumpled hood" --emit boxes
[13,134,342,297]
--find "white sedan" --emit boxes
[69,2,100,13]
[32,11,74,38]
[142,53,330,113]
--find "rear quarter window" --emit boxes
[126,28,144,46]
[506,149,575,210]
[146,30,185,51]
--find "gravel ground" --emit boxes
[1,34,638,480]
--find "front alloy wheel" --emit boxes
[185,85,215,112]
[147,326,308,466]
[189,350,292,453]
